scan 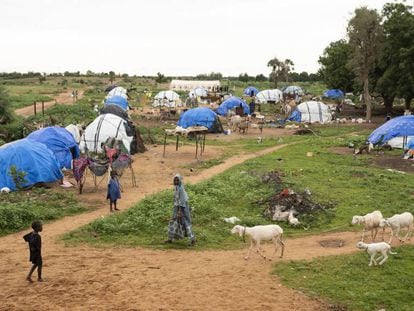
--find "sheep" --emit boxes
[229,115,242,131]
[238,121,249,134]
[231,224,284,260]
[356,241,397,266]
[288,210,300,226]
[379,212,413,244]
[351,210,384,242]
[223,216,241,224]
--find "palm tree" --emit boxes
[282,59,294,82]
[267,57,282,88]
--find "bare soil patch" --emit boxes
[319,239,345,248]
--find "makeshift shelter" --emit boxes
[100,104,129,120]
[243,86,259,97]
[0,139,63,191]
[27,126,80,169]
[368,116,414,147]
[323,89,344,100]
[107,86,127,99]
[287,101,332,123]
[189,87,208,98]
[170,80,220,91]
[283,86,304,96]
[80,113,136,154]
[256,89,283,104]
[105,95,129,111]
[387,136,414,149]
[153,90,181,108]
[105,85,118,92]
[65,124,82,144]
[177,108,223,133]
[216,97,250,116]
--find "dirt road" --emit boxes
[0,144,389,310]
[14,90,84,117]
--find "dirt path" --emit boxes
[14,90,85,117]
[1,143,399,310]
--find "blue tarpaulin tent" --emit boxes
[216,97,250,116]
[243,86,259,97]
[27,126,80,169]
[177,108,222,132]
[105,95,129,110]
[323,89,344,99]
[0,139,63,191]
[368,116,414,145]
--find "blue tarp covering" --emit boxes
[287,109,302,122]
[0,139,63,191]
[177,107,218,130]
[216,97,250,116]
[105,95,129,110]
[27,126,80,169]
[323,89,344,99]
[368,116,414,145]
[243,86,259,97]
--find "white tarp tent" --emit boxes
[153,90,182,108]
[387,136,414,149]
[106,87,128,99]
[256,89,283,104]
[189,87,208,98]
[65,124,82,144]
[290,101,332,123]
[170,80,220,91]
[80,113,134,153]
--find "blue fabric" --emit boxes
[368,116,414,145]
[27,126,80,169]
[107,178,121,201]
[323,89,344,99]
[105,96,128,110]
[177,108,218,129]
[216,97,250,116]
[243,86,259,96]
[287,109,302,122]
[408,138,414,150]
[0,139,63,191]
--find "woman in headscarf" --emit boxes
[166,174,196,246]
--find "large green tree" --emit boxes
[318,40,355,91]
[0,86,13,125]
[347,7,383,120]
[381,2,414,110]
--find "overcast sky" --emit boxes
[0,0,392,76]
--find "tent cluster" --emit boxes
[104,86,129,111]
[0,126,79,191]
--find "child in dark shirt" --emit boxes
[23,221,43,282]
[107,171,121,212]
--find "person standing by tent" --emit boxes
[107,171,121,212]
[249,97,256,115]
[23,221,44,282]
[165,174,196,246]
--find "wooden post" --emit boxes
[195,134,199,158]
[202,133,206,153]
[175,135,179,151]
[41,101,45,116]
[33,102,37,115]
[163,133,167,157]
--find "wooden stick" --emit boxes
[163,133,167,157]
[176,135,179,151]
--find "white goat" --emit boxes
[351,210,384,242]
[231,225,284,260]
[379,212,413,244]
[356,241,397,266]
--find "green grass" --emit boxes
[63,125,414,249]
[274,245,414,311]
[5,84,62,109]
[0,188,87,236]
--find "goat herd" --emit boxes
[230,211,413,266]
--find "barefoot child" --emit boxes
[107,171,121,212]
[23,221,43,282]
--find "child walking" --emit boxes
[107,170,121,212]
[23,221,43,282]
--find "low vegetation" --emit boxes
[0,188,87,236]
[274,245,414,311]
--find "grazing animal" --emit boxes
[231,225,284,260]
[223,217,241,224]
[229,115,242,131]
[356,241,397,266]
[379,212,413,244]
[351,210,384,242]
[238,121,249,134]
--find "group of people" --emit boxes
[23,173,195,282]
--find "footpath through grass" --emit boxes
[64,126,414,249]
[274,245,414,311]
[0,188,87,236]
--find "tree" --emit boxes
[238,73,251,82]
[155,72,166,83]
[347,7,383,120]
[255,74,267,82]
[381,2,414,110]
[0,86,13,125]
[109,71,116,84]
[267,57,295,87]
[318,40,355,91]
